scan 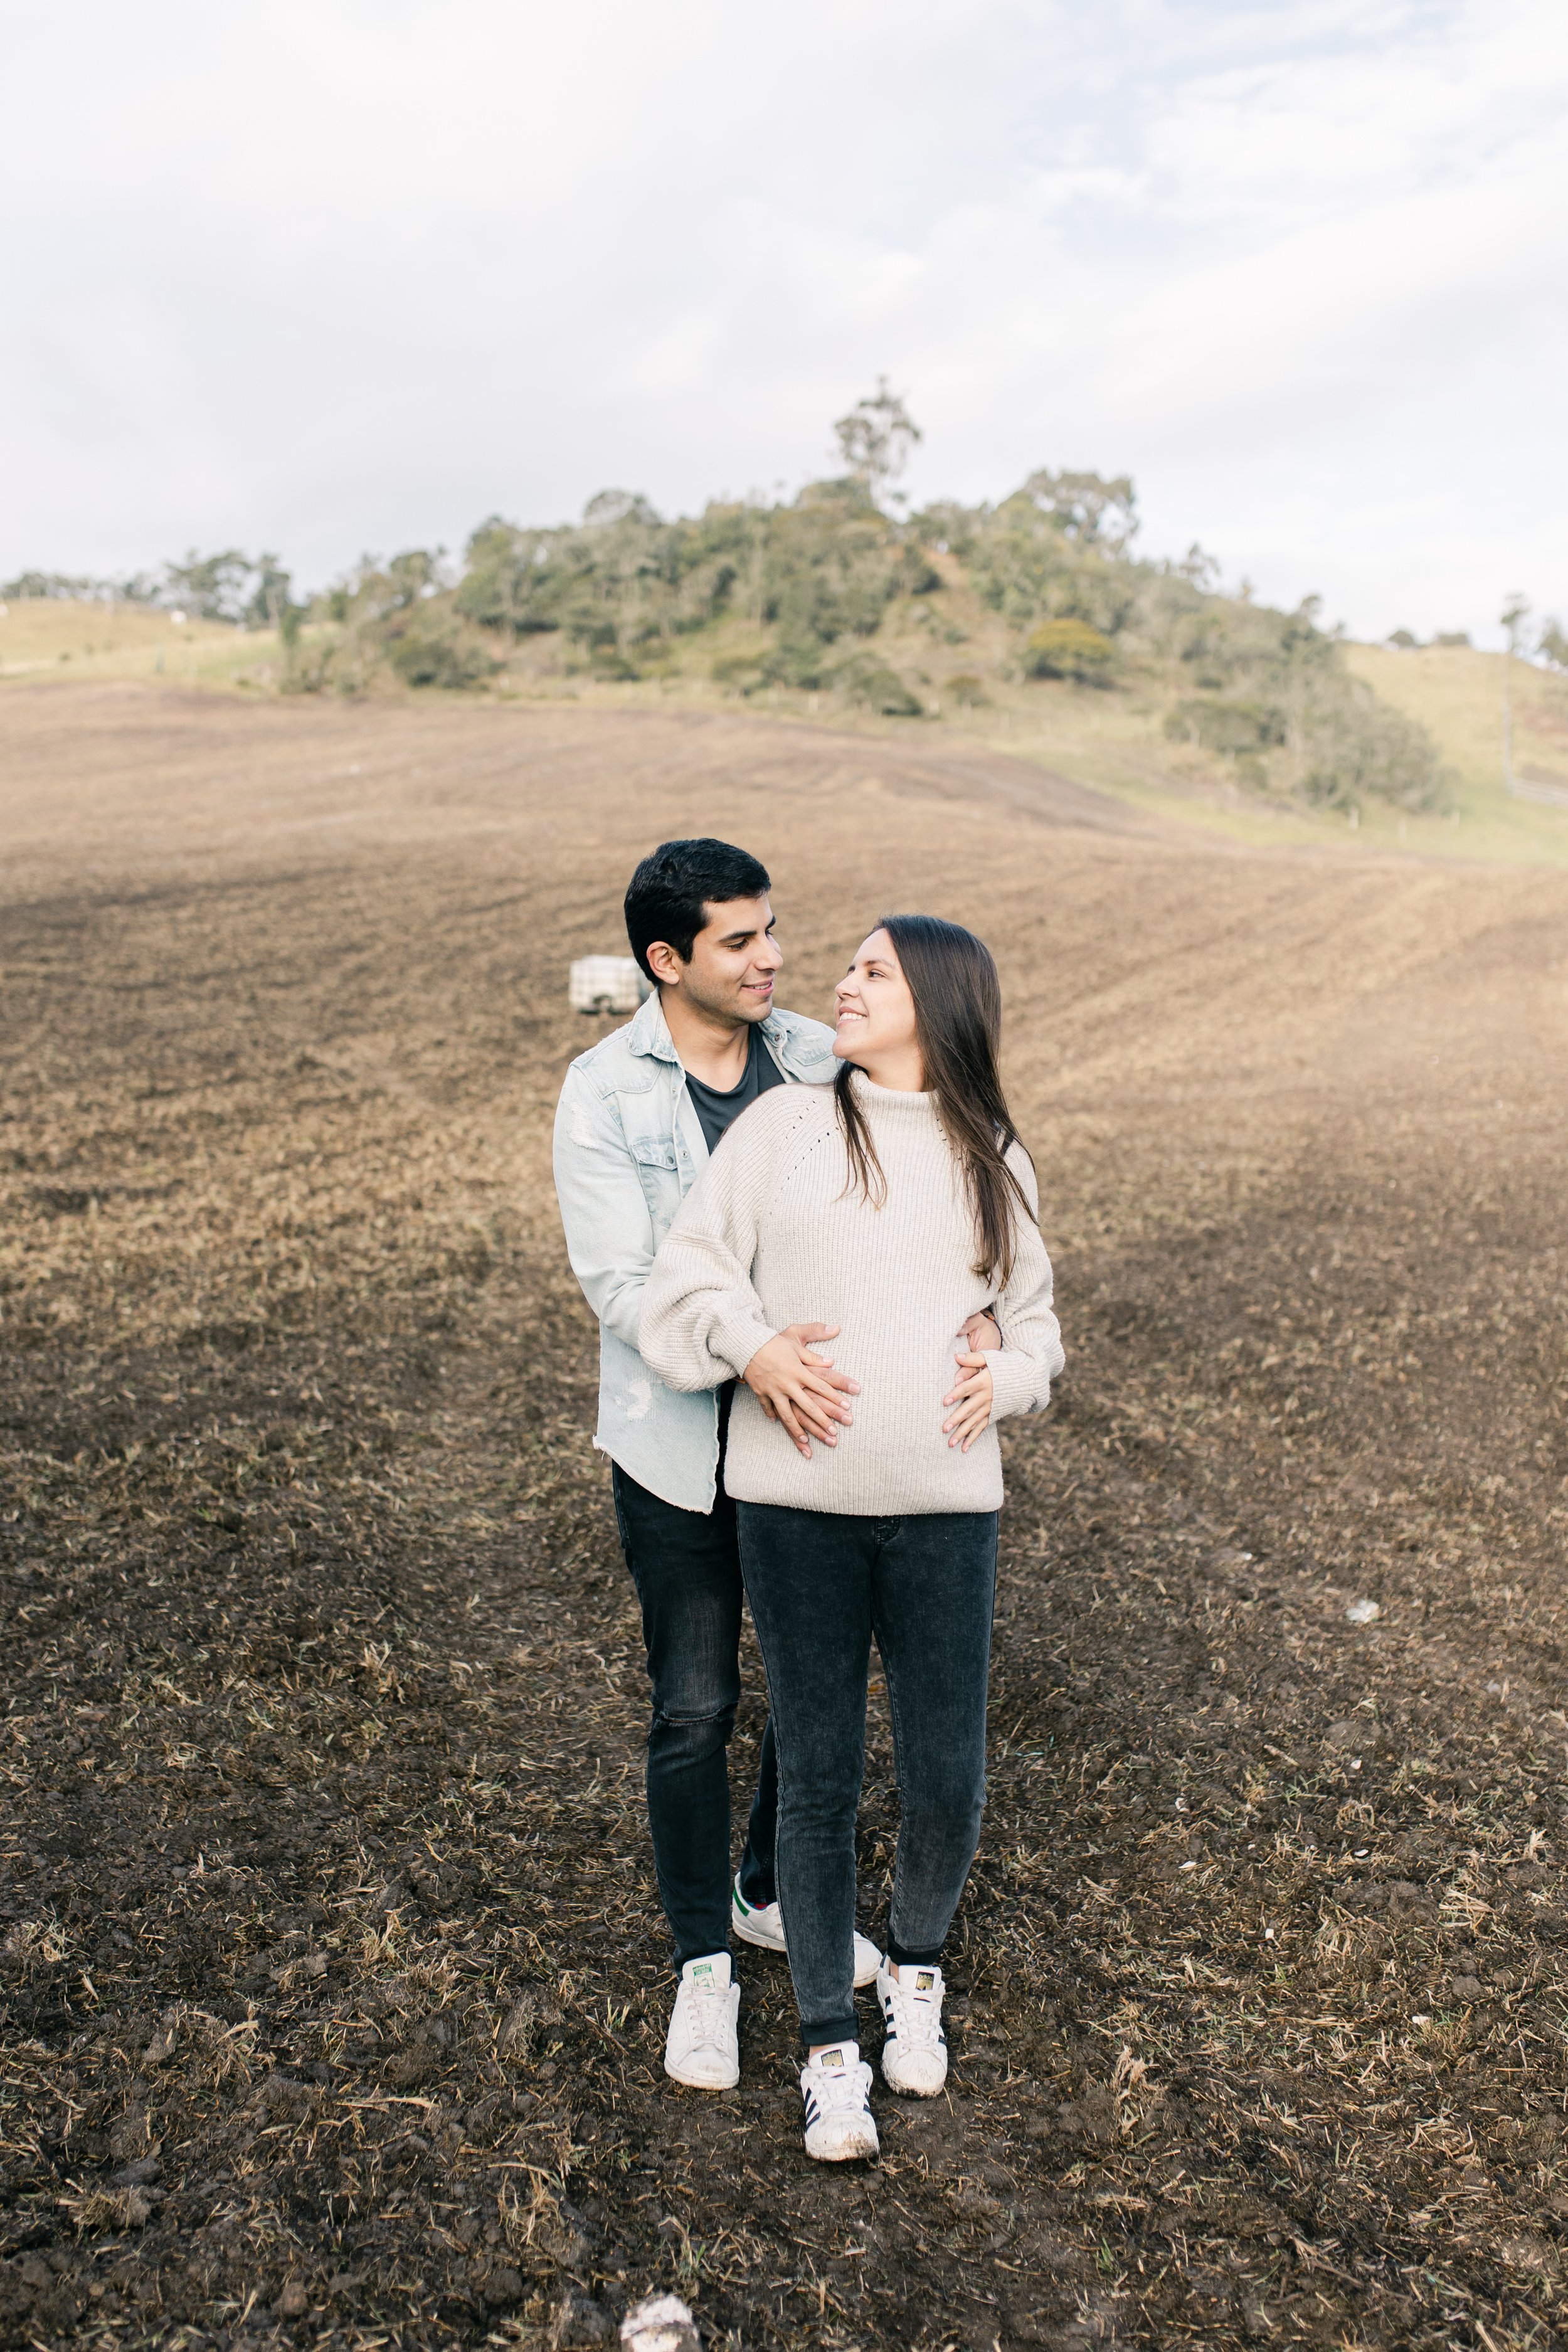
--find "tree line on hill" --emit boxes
[7,387,1562,812]
[2,551,297,635]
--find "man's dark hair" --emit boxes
[623,838,771,982]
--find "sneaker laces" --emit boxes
[678,1962,732,2047]
[887,1969,944,2048]
[682,1988,729,2047]
[807,2051,871,2113]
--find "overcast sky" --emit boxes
[4,0,1564,643]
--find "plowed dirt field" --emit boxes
[3,682,1567,2351]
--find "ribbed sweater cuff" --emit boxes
[711,1312,780,1385]
[983,1346,1040,1422]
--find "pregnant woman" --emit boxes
[641,913,1063,2161]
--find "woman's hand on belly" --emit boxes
[942,1349,993,1452]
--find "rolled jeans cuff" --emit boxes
[886,1935,945,1968]
[800,2009,859,2053]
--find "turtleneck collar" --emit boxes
[844,1066,937,1113]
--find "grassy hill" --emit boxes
[0,594,254,690]
[1346,640,1568,862]
[7,477,1567,867]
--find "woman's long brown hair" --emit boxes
[834,913,1036,1285]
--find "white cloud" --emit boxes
[1,0,1564,641]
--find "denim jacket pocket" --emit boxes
[628,1133,681,1231]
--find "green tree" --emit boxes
[1021,469,1136,549]
[967,489,1136,637]
[243,553,301,642]
[163,549,255,622]
[1,567,158,603]
[1501,594,1531,795]
[156,549,300,632]
[832,378,921,502]
[1024,618,1116,684]
[759,482,906,684]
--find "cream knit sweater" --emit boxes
[639,1076,1064,1515]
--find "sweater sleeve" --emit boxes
[981,1145,1065,1422]
[639,1109,781,1392]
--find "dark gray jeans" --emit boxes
[612,1391,776,1974]
[737,1502,998,2048]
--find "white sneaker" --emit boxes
[800,2041,879,2162]
[664,1954,739,2090]
[877,1959,948,2096]
[732,1878,882,1988]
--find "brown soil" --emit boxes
[3,681,1567,2351]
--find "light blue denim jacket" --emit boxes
[553,991,839,1511]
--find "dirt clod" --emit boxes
[555,2289,618,2345]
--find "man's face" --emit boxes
[649,894,782,1024]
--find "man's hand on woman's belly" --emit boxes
[744,1323,861,1458]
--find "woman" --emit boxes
[641,914,1063,2162]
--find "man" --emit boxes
[553,838,996,2090]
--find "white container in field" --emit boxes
[569,955,652,1015]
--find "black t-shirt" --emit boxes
[683,1025,787,1155]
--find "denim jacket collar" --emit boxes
[626,987,837,1083]
[626,988,680,1064]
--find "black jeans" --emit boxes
[738,1502,998,2049]
[611,1407,776,1973]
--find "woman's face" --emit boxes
[834,928,921,1076]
